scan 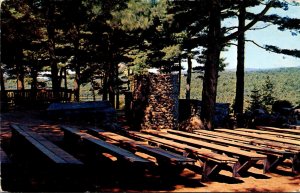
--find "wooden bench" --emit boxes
[124,130,239,181]
[0,146,11,166]
[257,126,300,135]
[60,126,152,167]
[85,127,196,168]
[168,129,299,173]
[0,146,11,191]
[47,101,116,125]
[215,129,300,146]
[0,146,11,176]
[194,129,300,153]
[236,128,300,140]
[10,124,83,166]
[141,130,267,177]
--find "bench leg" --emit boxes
[202,160,223,182]
[264,155,285,173]
[292,153,300,174]
[232,159,257,177]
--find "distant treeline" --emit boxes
[180,67,300,109]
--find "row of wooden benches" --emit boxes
[5,124,244,182]
[5,124,300,185]
[256,126,300,136]
[64,126,300,176]
[7,125,198,180]
[128,130,300,173]
[164,129,299,173]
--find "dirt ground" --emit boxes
[1,110,300,192]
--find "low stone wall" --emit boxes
[126,74,179,130]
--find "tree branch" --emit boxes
[246,39,300,58]
[222,0,274,43]
[249,24,272,30]
[245,39,266,49]
[227,42,238,46]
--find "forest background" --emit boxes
[4,67,300,111]
[1,0,300,129]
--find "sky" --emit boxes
[180,4,300,71]
[222,4,300,70]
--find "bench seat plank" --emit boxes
[168,129,288,156]
[11,124,67,164]
[167,129,298,173]
[126,130,238,181]
[86,127,195,164]
[24,129,82,165]
[11,124,83,165]
[140,130,268,176]
[257,126,300,135]
[60,126,151,165]
[143,130,266,160]
[127,131,237,163]
[216,129,300,146]
[236,128,300,140]
[194,129,300,153]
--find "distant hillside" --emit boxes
[179,67,300,109]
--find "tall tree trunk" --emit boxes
[102,72,108,101]
[116,83,120,109]
[73,24,81,102]
[0,66,8,112]
[178,57,182,97]
[74,56,80,102]
[16,71,24,91]
[31,67,38,101]
[235,1,246,127]
[16,67,24,107]
[46,2,59,100]
[91,78,96,101]
[74,65,80,102]
[116,63,120,109]
[107,36,115,107]
[108,63,115,107]
[59,67,63,88]
[63,67,68,100]
[186,51,192,100]
[16,52,24,91]
[64,67,67,90]
[201,0,221,130]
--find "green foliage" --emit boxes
[109,0,177,74]
[261,76,276,111]
[247,85,264,112]
[180,67,300,109]
[109,0,153,31]
[161,44,181,61]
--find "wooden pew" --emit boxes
[60,126,152,167]
[236,128,300,140]
[257,126,300,135]
[167,129,299,173]
[0,146,11,191]
[125,130,239,181]
[10,124,83,166]
[194,129,300,153]
[215,128,300,146]
[85,127,196,168]
[10,124,85,189]
[0,146,11,166]
[141,130,267,177]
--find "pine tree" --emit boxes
[261,76,276,112]
[247,85,264,112]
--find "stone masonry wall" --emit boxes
[130,74,179,130]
